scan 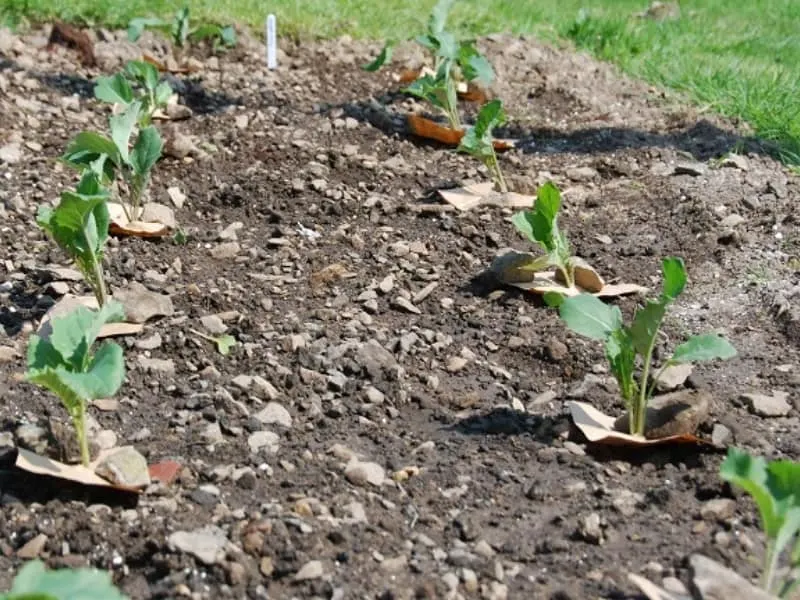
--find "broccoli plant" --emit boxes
[510,182,578,288]
[36,172,111,307]
[128,6,236,56]
[721,448,800,597]
[0,559,127,600]
[94,60,173,127]
[27,301,126,467]
[364,0,493,130]
[62,100,163,222]
[557,257,736,436]
[458,99,508,192]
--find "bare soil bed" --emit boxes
[1,24,800,600]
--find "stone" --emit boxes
[742,391,792,417]
[167,186,186,208]
[711,423,732,446]
[673,162,707,176]
[446,356,468,373]
[15,423,49,454]
[200,315,227,335]
[95,447,151,488]
[248,431,280,454]
[614,389,710,438]
[137,356,175,375]
[690,554,774,600]
[254,402,292,428]
[114,281,174,323]
[203,422,224,445]
[700,498,736,522]
[0,142,22,164]
[139,203,176,229]
[17,534,48,559]
[294,560,324,581]
[578,513,603,544]
[654,363,693,392]
[211,242,240,259]
[168,526,228,565]
[393,296,421,314]
[344,459,385,487]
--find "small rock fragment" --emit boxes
[742,391,792,417]
[168,526,228,565]
[294,560,324,581]
[95,446,151,488]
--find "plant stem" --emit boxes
[635,340,658,436]
[763,540,778,594]
[71,404,90,467]
[486,151,508,193]
[80,227,108,307]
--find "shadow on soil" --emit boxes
[328,96,778,162]
[0,58,240,115]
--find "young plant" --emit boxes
[510,182,577,288]
[458,99,507,192]
[557,257,736,436]
[721,448,800,597]
[1,559,127,600]
[190,329,237,356]
[26,302,126,467]
[405,60,462,129]
[94,60,173,127]
[36,172,111,307]
[62,100,163,222]
[364,0,493,130]
[128,6,236,55]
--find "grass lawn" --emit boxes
[3,0,799,165]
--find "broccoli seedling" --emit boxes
[0,559,128,600]
[721,448,800,597]
[128,6,236,57]
[36,172,111,307]
[510,182,577,288]
[557,257,736,436]
[190,329,237,356]
[26,302,126,467]
[458,99,508,192]
[94,60,173,127]
[62,100,163,222]
[364,0,494,129]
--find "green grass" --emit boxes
[3,0,799,164]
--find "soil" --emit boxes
[1,23,800,600]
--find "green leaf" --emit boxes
[671,333,737,363]
[363,42,394,72]
[154,81,173,106]
[458,99,504,159]
[543,292,565,308]
[661,256,687,299]
[459,44,494,86]
[94,74,134,106]
[172,6,190,46]
[6,560,128,600]
[127,17,168,42]
[189,23,220,41]
[428,0,455,35]
[606,326,638,403]
[514,181,563,254]
[213,334,237,356]
[109,101,142,163]
[124,60,159,91]
[629,298,667,357]
[219,25,237,47]
[433,31,459,61]
[130,127,163,176]
[559,293,622,341]
[720,448,781,537]
[36,181,109,270]
[62,132,120,180]
[405,74,446,110]
[59,342,125,399]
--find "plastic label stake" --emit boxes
[266,14,277,69]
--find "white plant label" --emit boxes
[266,14,277,69]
